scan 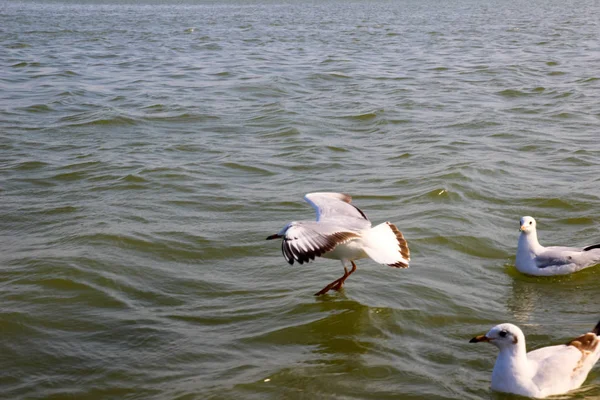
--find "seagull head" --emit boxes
[519,216,537,234]
[470,323,523,349]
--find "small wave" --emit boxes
[120,174,148,183]
[339,111,378,121]
[497,89,528,97]
[51,171,89,182]
[19,104,54,113]
[6,42,30,49]
[508,107,542,114]
[141,112,219,123]
[69,233,208,262]
[557,216,596,225]
[37,205,79,215]
[259,127,301,138]
[552,91,574,98]
[14,161,50,170]
[421,234,507,259]
[58,112,139,127]
[57,161,103,171]
[524,197,577,209]
[325,145,349,153]
[446,120,501,129]
[58,90,85,97]
[422,188,460,201]
[166,144,205,153]
[387,152,411,160]
[198,43,222,50]
[90,182,149,191]
[222,162,275,176]
[309,72,351,80]
[552,112,576,119]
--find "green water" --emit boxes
[1,0,600,398]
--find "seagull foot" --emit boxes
[314,278,344,296]
[314,264,354,296]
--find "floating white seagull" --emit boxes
[267,192,410,295]
[516,216,600,276]
[470,319,600,398]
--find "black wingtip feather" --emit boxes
[592,319,600,335]
[282,241,294,265]
[583,243,600,252]
[351,204,369,221]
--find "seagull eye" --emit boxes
[529,221,532,225]
[499,330,508,338]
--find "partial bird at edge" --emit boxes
[470,319,600,398]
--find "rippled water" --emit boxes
[2,0,600,398]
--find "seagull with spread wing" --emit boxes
[267,192,410,295]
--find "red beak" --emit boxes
[469,335,491,343]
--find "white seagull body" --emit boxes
[267,192,410,295]
[516,216,600,276]
[471,320,600,398]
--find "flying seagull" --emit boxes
[267,192,410,295]
[516,216,600,275]
[470,319,600,398]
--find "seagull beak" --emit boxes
[266,234,282,240]
[470,335,491,343]
[519,225,526,232]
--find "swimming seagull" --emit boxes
[470,319,600,398]
[516,216,600,275]
[266,192,410,295]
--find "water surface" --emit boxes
[1,0,600,398]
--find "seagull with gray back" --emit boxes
[516,216,600,276]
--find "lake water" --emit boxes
[1,0,600,398]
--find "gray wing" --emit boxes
[304,192,371,231]
[280,221,359,265]
[529,329,600,391]
[536,246,600,269]
[527,345,584,389]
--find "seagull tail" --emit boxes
[361,222,410,268]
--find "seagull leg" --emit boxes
[314,261,357,296]
[331,261,357,291]
[314,272,346,296]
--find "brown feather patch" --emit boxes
[387,222,410,262]
[567,332,599,375]
[567,332,599,353]
[329,231,360,245]
[388,261,409,269]
[339,193,353,204]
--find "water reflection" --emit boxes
[506,267,599,327]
